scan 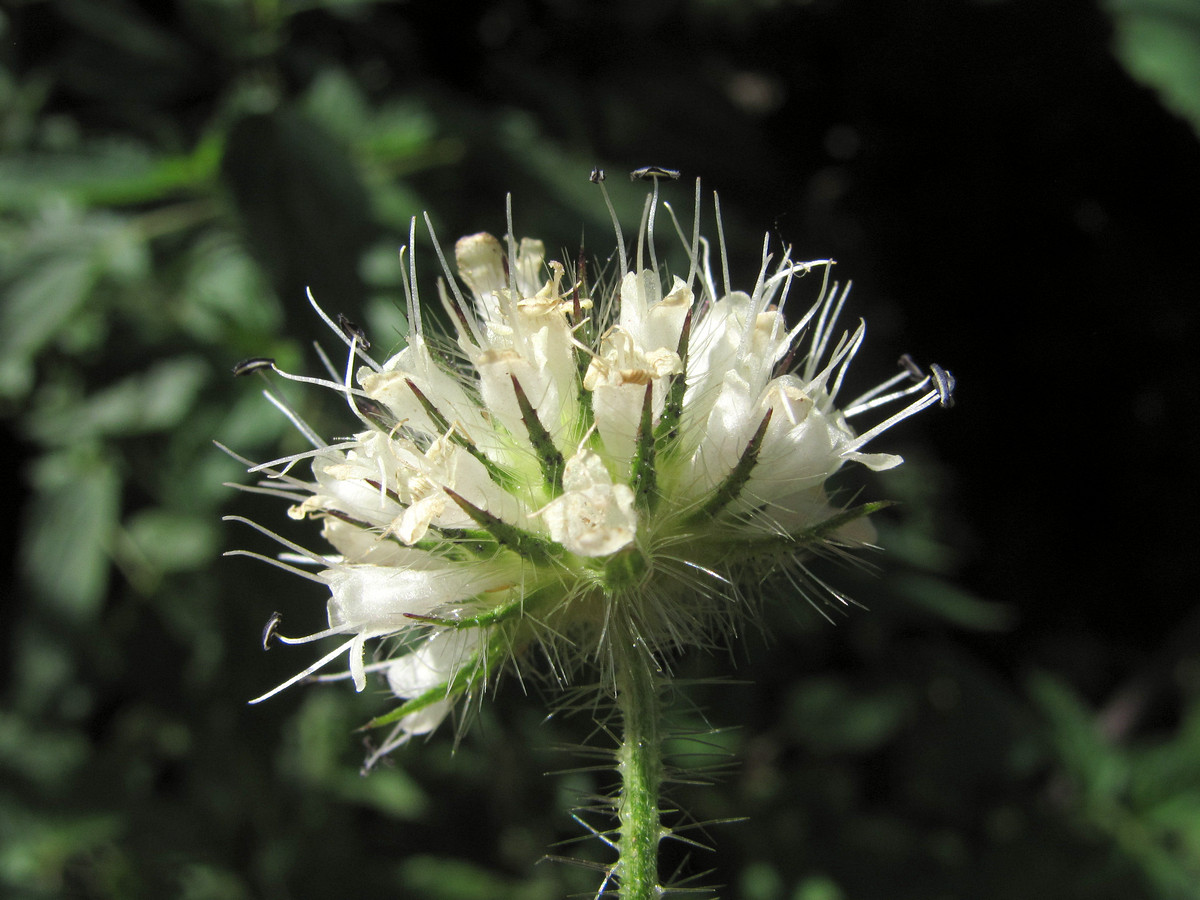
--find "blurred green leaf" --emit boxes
[892,573,1016,631]
[0,136,221,210]
[1028,672,1126,805]
[397,856,557,900]
[792,875,846,900]
[176,864,254,900]
[0,805,124,897]
[121,509,218,577]
[179,229,282,345]
[26,356,210,444]
[783,678,910,754]
[0,713,91,792]
[1106,0,1200,140]
[0,204,153,399]
[53,0,203,105]
[221,108,378,306]
[21,449,121,621]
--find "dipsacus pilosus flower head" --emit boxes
[225,176,947,767]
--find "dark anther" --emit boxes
[897,353,924,382]
[261,611,283,650]
[629,166,681,181]
[232,357,275,377]
[337,313,370,350]
[929,364,956,408]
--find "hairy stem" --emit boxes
[613,630,663,899]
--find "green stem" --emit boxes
[614,630,663,899]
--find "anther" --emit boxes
[897,353,924,382]
[929,363,956,408]
[232,357,276,376]
[337,313,370,350]
[262,611,283,650]
[629,165,681,181]
[897,354,955,408]
[589,167,606,183]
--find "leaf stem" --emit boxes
[614,627,663,899]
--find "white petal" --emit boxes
[324,564,507,632]
[540,451,637,557]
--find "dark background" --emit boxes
[2,0,1199,898]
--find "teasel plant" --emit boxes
[222,168,951,898]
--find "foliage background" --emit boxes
[2,0,1199,898]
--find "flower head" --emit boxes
[226,176,946,765]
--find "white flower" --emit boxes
[540,450,637,557]
[225,176,947,761]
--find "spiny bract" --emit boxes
[225,177,943,767]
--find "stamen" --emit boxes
[232,357,276,376]
[845,389,940,453]
[306,288,381,373]
[807,281,851,380]
[635,193,652,276]
[268,366,370,398]
[929,363,957,408]
[898,352,925,382]
[406,218,425,339]
[424,212,484,348]
[222,550,328,584]
[593,171,628,276]
[262,611,283,649]
[801,319,864,402]
[246,440,353,475]
[629,166,681,181]
[307,658,396,683]
[688,178,701,291]
[713,192,732,299]
[844,372,929,418]
[261,388,326,449]
[222,514,333,568]
[826,320,865,404]
[337,313,370,350]
[505,194,519,299]
[399,243,421,340]
[248,637,359,705]
[223,481,309,503]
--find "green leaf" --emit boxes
[0,138,220,210]
[893,573,1017,631]
[122,509,218,576]
[177,864,254,900]
[783,678,910,754]
[398,856,556,900]
[179,229,282,345]
[0,712,90,792]
[221,108,378,307]
[0,206,153,399]
[1106,0,1200,139]
[21,449,121,622]
[26,356,210,444]
[1028,672,1127,806]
